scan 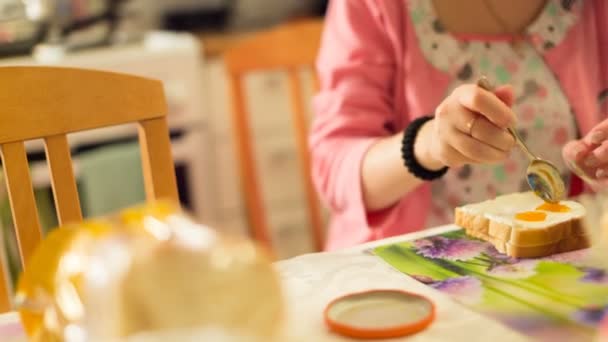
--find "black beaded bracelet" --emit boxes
[401,115,448,181]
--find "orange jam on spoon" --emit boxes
[515,211,547,222]
[536,202,570,213]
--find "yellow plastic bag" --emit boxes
[17,201,284,341]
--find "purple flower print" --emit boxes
[572,305,608,327]
[546,249,589,266]
[579,267,608,285]
[495,314,554,334]
[413,236,487,261]
[431,276,483,304]
[484,246,517,263]
[497,314,587,342]
[487,259,539,279]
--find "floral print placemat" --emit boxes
[373,229,608,341]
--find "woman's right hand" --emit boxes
[414,84,518,170]
[361,83,518,211]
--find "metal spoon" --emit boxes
[477,76,566,203]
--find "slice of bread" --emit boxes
[455,192,589,258]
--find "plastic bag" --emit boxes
[16,201,284,341]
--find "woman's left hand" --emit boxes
[563,119,608,181]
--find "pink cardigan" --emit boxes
[310,0,608,251]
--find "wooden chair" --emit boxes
[0,66,178,312]
[224,19,325,253]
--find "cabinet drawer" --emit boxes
[269,206,314,259]
[245,70,292,136]
[255,135,305,207]
[212,139,244,212]
[247,69,318,137]
[213,133,306,212]
[203,60,232,135]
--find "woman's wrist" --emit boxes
[412,119,445,171]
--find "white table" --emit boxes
[0,225,530,341]
[274,225,529,341]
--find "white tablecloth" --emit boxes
[0,225,530,341]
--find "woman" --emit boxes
[310,0,608,250]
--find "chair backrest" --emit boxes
[0,66,178,312]
[224,19,324,253]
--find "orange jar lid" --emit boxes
[324,289,435,339]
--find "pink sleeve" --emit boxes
[596,0,608,89]
[309,0,398,232]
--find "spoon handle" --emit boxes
[476,77,538,161]
[507,127,537,161]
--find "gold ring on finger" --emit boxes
[466,116,478,136]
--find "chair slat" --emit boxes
[227,73,272,251]
[44,134,82,224]
[138,117,179,202]
[0,231,12,312]
[0,142,42,267]
[287,69,325,251]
